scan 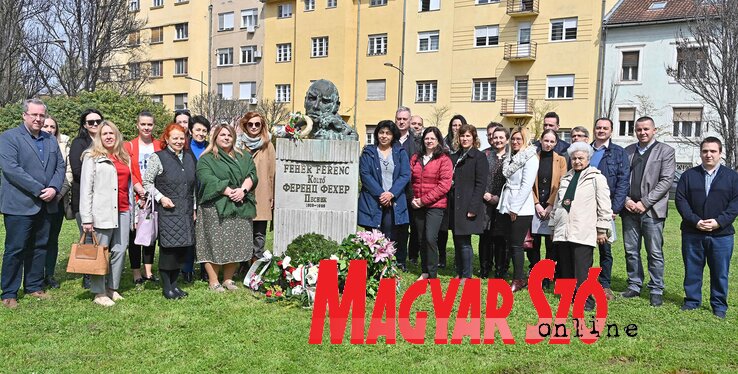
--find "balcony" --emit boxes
[504,41,537,61]
[507,0,539,17]
[500,98,533,117]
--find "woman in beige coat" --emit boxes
[549,141,612,310]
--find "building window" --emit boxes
[546,75,574,99]
[648,0,667,10]
[676,47,707,79]
[419,0,440,12]
[368,34,387,56]
[240,46,257,64]
[217,83,233,99]
[241,9,258,28]
[327,0,337,8]
[618,107,635,137]
[150,61,162,77]
[128,31,141,46]
[276,84,291,102]
[278,3,293,18]
[367,80,386,101]
[174,93,188,110]
[311,36,329,57]
[305,0,315,11]
[150,27,163,44]
[416,81,437,102]
[370,0,387,5]
[672,107,703,138]
[551,18,577,41]
[175,23,188,40]
[218,12,234,31]
[151,95,163,103]
[621,51,640,82]
[472,79,496,102]
[174,58,188,75]
[239,82,257,100]
[129,0,140,12]
[129,63,141,79]
[475,0,498,4]
[418,31,439,52]
[277,43,292,62]
[217,48,233,66]
[475,25,499,47]
[559,130,571,143]
[152,0,163,7]
[175,0,187,3]
[365,125,376,144]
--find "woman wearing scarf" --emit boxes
[437,114,467,268]
[196,124,258,292]
[479,124,509,279]
[549,142,612,311]
[497,128,538,292]
[182,115,211,283]
[236,112,276,263]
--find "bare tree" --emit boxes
[599,73,620,119]
[666,0,738,168]
[24,0,146,96]
[530,99,557,140]
[190,92,253,126]
[427,104,451,128]
[256,98,290,130]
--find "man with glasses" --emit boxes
[0,99,66,309]
[570,126,590,143]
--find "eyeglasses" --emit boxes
[86,119,102,127]
[571,134,587,139]
[24,112,47,119]
[246,121,262,128]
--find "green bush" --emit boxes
[0,90,170,141]
[284,233,340,265]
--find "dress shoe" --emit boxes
[649,294,663,307]
[2,298,18,309]
[173,287,188,298]
[479,271,489,279]
[621,289,640,298]
[510,279,527,293]
[44,277,60,289]
[93,295,115,307]
[584,298,596,312]
[603,288,615,301]
[162,289,181,300]
[82,275,91,289]
[713,310,726,319]
[144,275,159,283]
[680,304,699,311]
[134,277,146,285]
[182,272,194,284]
[28,291,50,300]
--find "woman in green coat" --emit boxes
[195,124,258,292]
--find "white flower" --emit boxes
[306,266,319,286]
[330,255,339,261]
[292,265,304,283]
[291,285,303,295]
[282,256,292,269]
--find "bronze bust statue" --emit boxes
[304,79,358,141]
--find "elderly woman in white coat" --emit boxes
[549,142,612,311]
[79,121,134,307]
[497,128,539,292]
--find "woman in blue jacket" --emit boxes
[358,120,411,270]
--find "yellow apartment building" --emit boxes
[262,0,618,144]
[125,0,210,112]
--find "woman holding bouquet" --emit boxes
[196,124,258,292]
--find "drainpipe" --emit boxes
[594,0,607,120]
[353,0,361,130]
[208,4,213,94]
[399,0,406,107]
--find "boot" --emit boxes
[510,279,527,293]
[170,270,187,298]
[160,270,180,299]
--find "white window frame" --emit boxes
[217,48,233,66]
[418,0,440,12]
[617,107,636,137]
[174,23,188,41]
[415,81,437,103]
[472,79,496,102]
[418,31,439,52]
[550,18,578,42]
[218,12,235,31]
[327,0,337,8]
[151,95,163,103]
[672,107,704,138]
[241,9,258,28]
[474,25,499,47]
[311,36,329,58]
[152,0,163,7]
[305,0,315,11]
[276,84,291,102]
[546,74,575,100]
[278,3,293,18]
[370,0,387,5]
[241,46,258,64]
[174,93,188,110]
[174,58,188,75]
[368,34,388,56]
[620,50,641,83]
[217,83,233,100]
[129,0,140,12]
[239,82,257,100]
[676,46,708,80]
[365,125,377,144]
[150,27,164,44]
[475,0,498,4]
[129,63,141,79]
[367,80,386,101]
[277,43,292,62]
[150,60,163,77]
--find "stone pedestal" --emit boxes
[272,138,359,255]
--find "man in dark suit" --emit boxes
[0,98,66,309]
[675,137,738,319]
[621,116,675,307]
[534,111,570,156]
[395,107,416,269]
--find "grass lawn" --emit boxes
[1,202,737,373]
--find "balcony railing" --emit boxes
[504,41,537,61]
[507,0,539,16]
[500,98,533,117]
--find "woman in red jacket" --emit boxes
[410,127,453,280]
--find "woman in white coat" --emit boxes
[549,142,612,310]
[79,121,134,307]
[497,128,539,292]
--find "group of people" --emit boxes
[358,107,737,318]
[2,99,735,318]
[0,99,276,308]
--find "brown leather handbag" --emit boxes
[66,232,110,275]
